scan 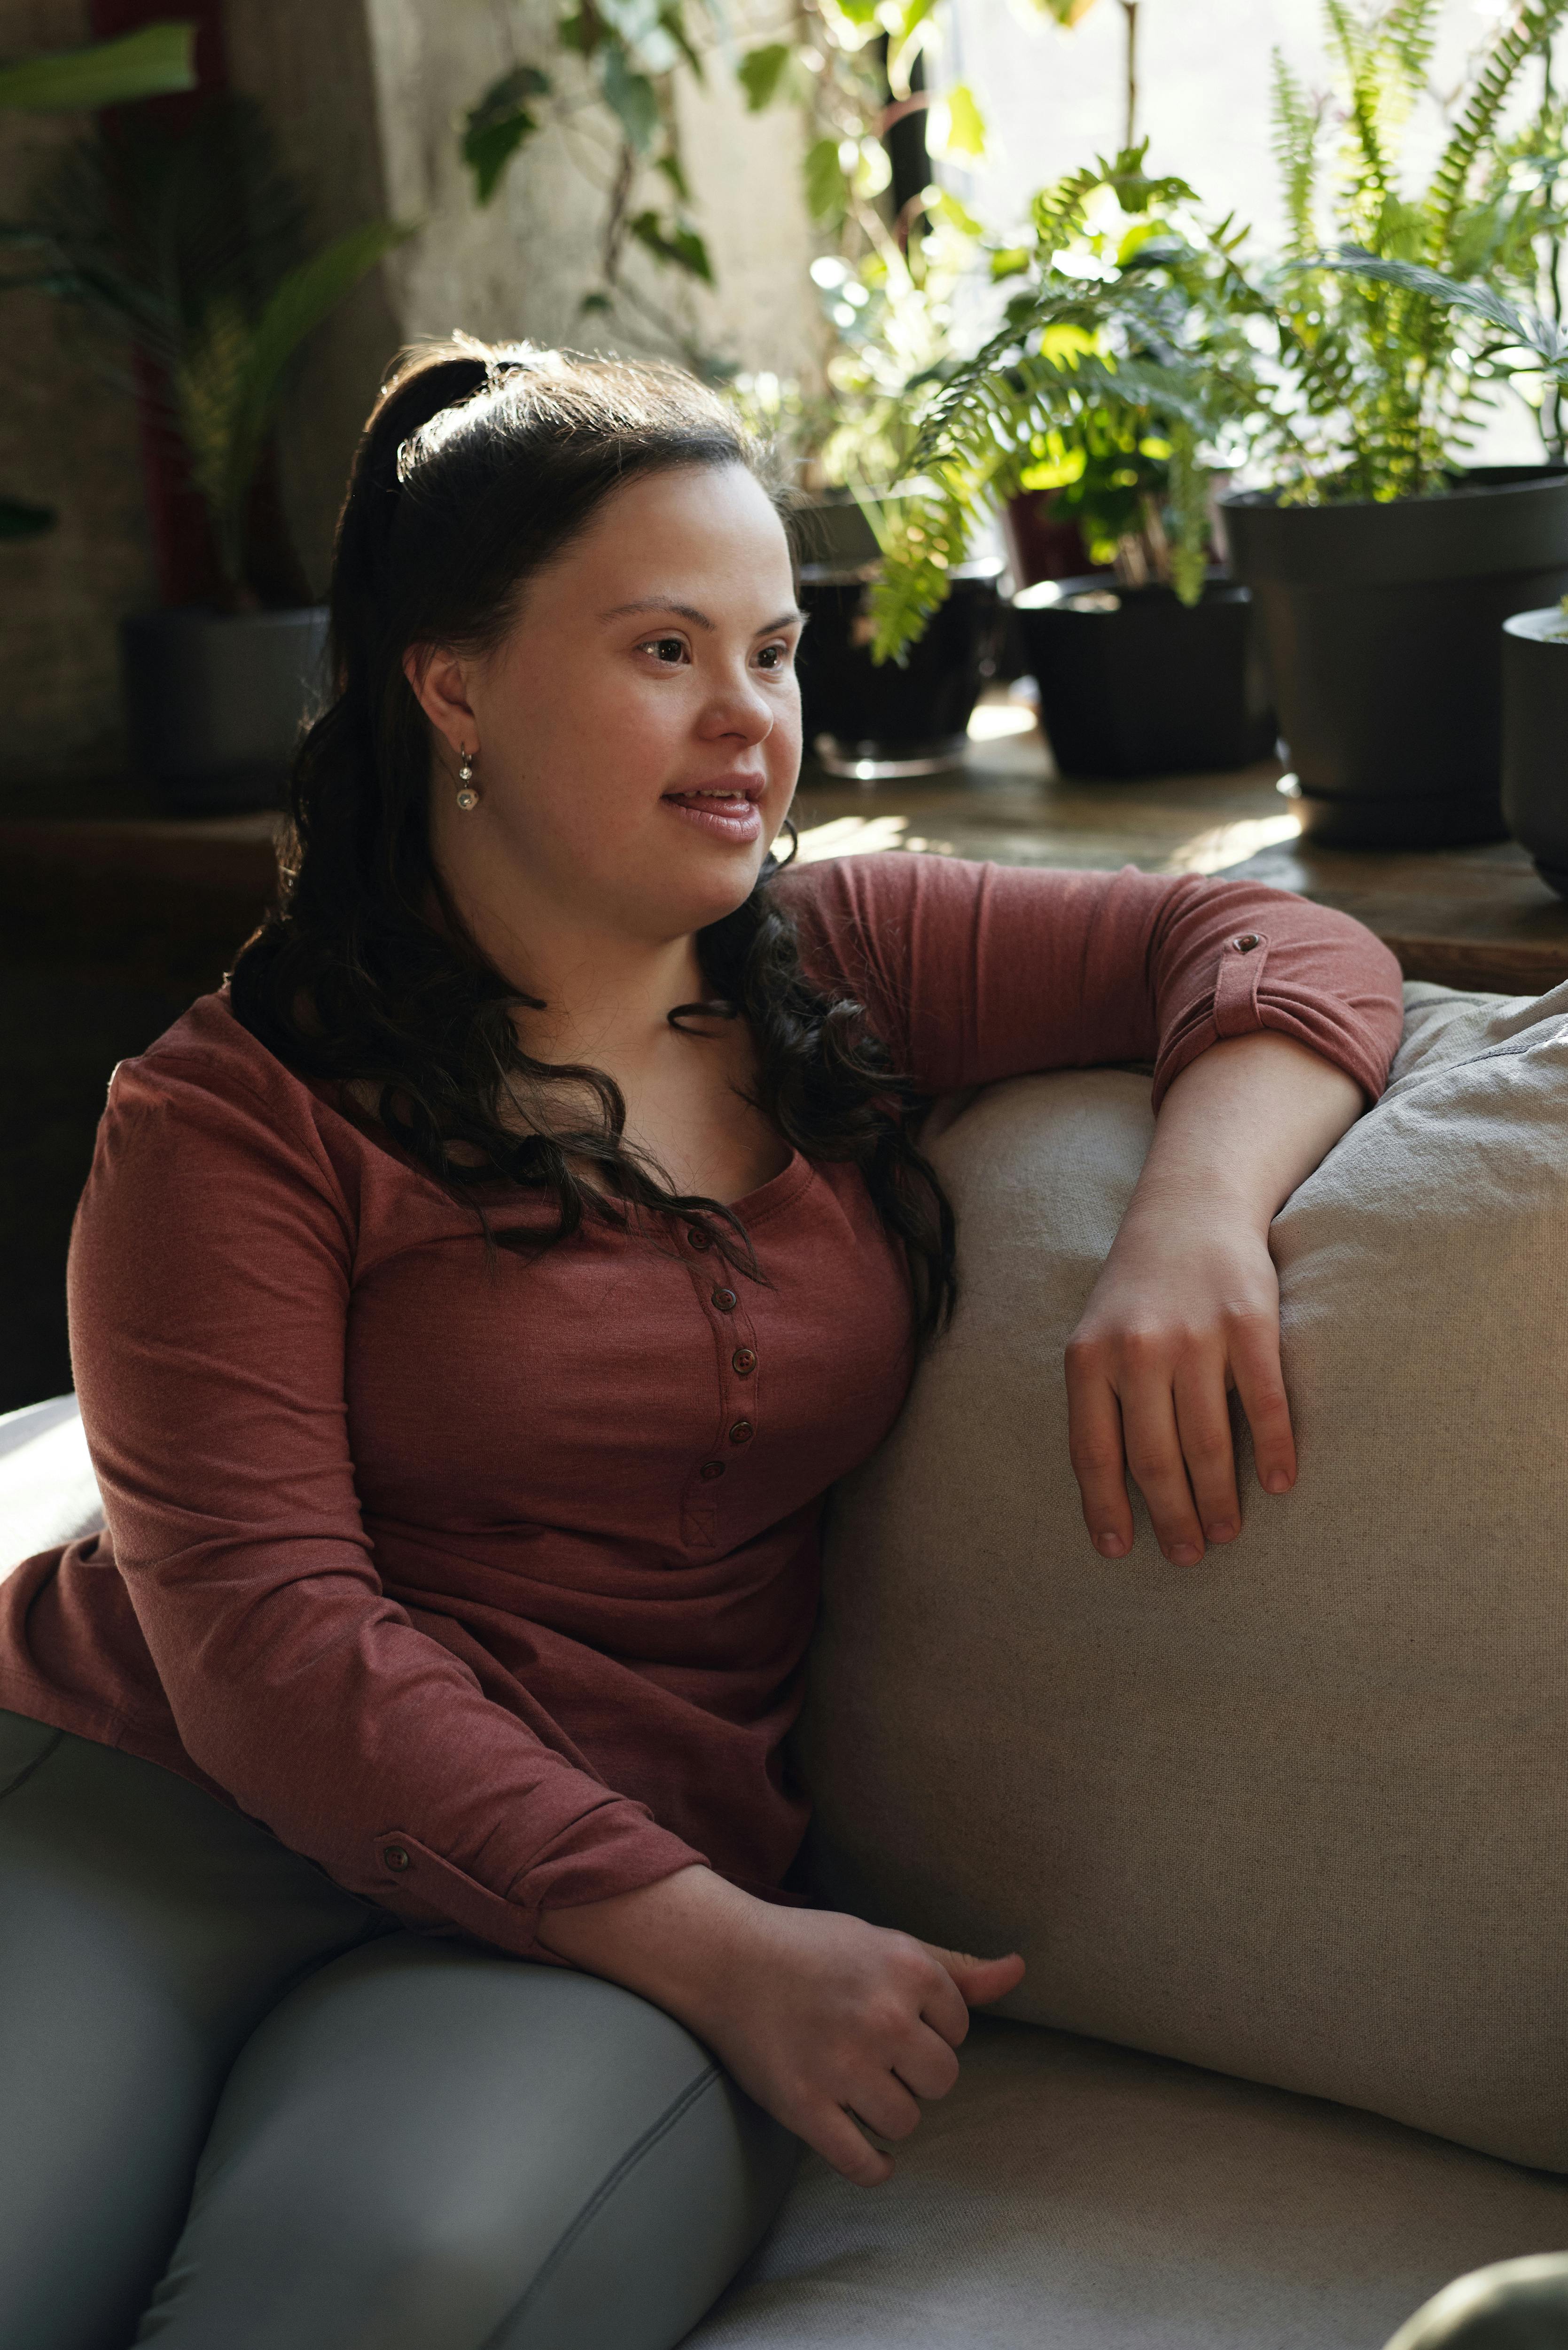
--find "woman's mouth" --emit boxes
[659,785,764,844]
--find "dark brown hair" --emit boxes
[228,337,956,1332]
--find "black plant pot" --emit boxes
[798,559,1004,778]
[122,605,329,815]
[1222,467,1568,848]
[1501,606,1568,899]
[1010,572,1275,779]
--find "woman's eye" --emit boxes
[641,635,688,666]
[757,642,794,672]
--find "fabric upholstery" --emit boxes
[690,2017,1568,2350]
[801,979,1568,2171]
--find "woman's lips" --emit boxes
[660,790,764,844]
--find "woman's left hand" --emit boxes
[1064,1199,1295,1565]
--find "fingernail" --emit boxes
[1097,1531,1127,1557]
[1208,1520,1236,1543]
[1264,1471,1291,1495]
[1168,1542,1201,1566]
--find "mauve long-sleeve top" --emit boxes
[0,854,1404,1957]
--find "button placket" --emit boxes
[679,1220,761,1512]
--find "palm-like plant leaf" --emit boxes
[0,22,195,112]
[1301,245,1568,374]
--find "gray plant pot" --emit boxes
[1222,466,1568,847]
[1501,605,1568,899]
[121,605,329,815]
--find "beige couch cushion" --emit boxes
[800,980,1568,2171]
[690,2016,1568,2350]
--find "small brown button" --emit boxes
[711,1286,738,1312]
[732,1347,757,1377]
[699,1460,726,1481]
[728,1418,755,1445]
[1233,932,1261,952]
[382,1845,411,1872]
[686,1225,711,1250]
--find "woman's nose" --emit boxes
[699,666,775,743]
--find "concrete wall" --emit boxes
[3,0,820,781]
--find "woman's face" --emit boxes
[412,460,805,953]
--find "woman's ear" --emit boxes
[402,644,479,759]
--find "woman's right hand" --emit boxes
[536,1864,1024,2186]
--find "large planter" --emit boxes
[1010,573,1275,778]
[121,605,329,815]
[798,558,1004,779]
[1501,605,1568,899]
[1222,466,1568,847]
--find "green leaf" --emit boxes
[655,150,690,203]
[558,8,599,55]
[579,288,614,313]
[804,135,849,227]
[929,82,986,162]
[628,209,713,282]
[0,21,197,112]
[198,218,412,588]
[737,41,790,110]
[0,493,55,539]
[601,47,660,154]
[460,66,551,202]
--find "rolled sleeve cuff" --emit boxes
[368,1805,707,1960]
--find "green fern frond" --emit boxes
[1272,52,1322,260]
[1426,0,1568,268]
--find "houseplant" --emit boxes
[0,18,197,542]
[28,90,406,811]
[728,0,1006,775]
[1218,0,1568,845]
[872,145,1281,775]
[871,0,1568,832]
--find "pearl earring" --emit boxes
[455,749,479,812]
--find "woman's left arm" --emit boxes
[1064,1029,1363,1568]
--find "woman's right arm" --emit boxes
[75,1040,1022,2182]
[71,1046,705,1950]
[536,1866,1024,2186]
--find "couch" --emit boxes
[5,976,1567,2349]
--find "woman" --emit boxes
[0,339,1403,2350]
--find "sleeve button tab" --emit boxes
[382,1845,411,1872]
[1233,933,1261,953]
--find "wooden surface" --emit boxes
[7,709,1568,999]
[793,710,1568,997]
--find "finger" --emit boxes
[1229,1314,1297,1496]
[809,2106,894,2187]
[891,2025,961,2103]
[1065,1344,1134,1559]
[843,2073,923,2144]
[1171,1355,1242,1544]
[921,1943,1027,2012]
[1120,1374,1207,1564]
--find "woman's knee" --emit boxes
[138,1938,797,2350]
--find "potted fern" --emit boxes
[29,91,405,811]
[871,147,1280,776]
[1214,0,1568,846]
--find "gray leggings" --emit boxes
[0,1709,796,2350]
